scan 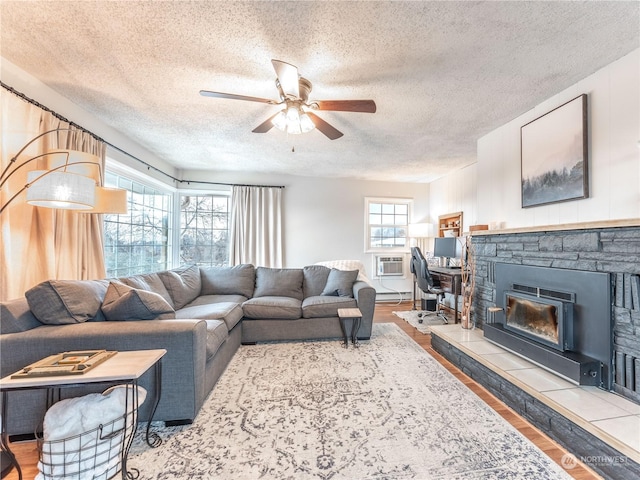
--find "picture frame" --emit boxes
[520,94,588,208]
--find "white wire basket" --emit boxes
[37,406,137,480]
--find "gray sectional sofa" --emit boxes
[0,263,376,436]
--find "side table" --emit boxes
[0,349,166,480]
[337,308,363,348]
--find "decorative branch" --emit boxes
[460,236,476,329]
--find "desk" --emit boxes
[0,349,165,480]
[429,267,463,323]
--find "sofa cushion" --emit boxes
[303,265,331,298]
[158,265,202,309]
[120,273,174,308]
[321,269,359,297]
[301,296,358,318]
[25,279,109,325]
[200,264,255,298]
[254,267,303,300]
[176,301,243,331]
[101,282,175,321]
[187,294,249,305]
[242,296,302,319]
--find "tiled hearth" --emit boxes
[431,324,640,480]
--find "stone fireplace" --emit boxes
[471,224,640,404]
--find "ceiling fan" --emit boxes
[200,60,376,140]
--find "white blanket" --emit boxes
[314,259,372,284]
[36,385,147,480]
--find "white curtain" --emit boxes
[1,91,106,301]
[229,186,283,267]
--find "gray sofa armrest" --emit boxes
[353,280,376,324]
[0,319,208,435]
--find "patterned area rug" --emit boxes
[129,323,571,480]
[392,309,447,334]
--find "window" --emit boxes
[179,194,230,267]
[365,197,411,251]
[103,171,172,277]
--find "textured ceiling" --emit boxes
[1,1,638,183]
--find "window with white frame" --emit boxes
[103,171,172,277]
[365,197,412,251]
[179,193,230,267]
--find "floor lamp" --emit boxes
[408,222,434,310]
[0,128,127,215]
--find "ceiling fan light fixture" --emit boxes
[287,118,302,135]
[272,106,314,135]
[300,112,315,133]
[272,110,287,131]
[285,106,300,125]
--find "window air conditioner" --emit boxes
[376,256,404,277]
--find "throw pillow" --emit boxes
[200,264,256,298]
[119,273,174,307]
[253,267,303,300]
[25,279,109,325]
[321,269,359,297]
[101,282,175,321]
[158,265,202,309]
[303,265,331,298]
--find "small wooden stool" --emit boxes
[337,308,363,348]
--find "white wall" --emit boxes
[428,163,478,231]
[185,170,430,296]
[431,49,640,229]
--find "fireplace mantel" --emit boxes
[469,218,640,236]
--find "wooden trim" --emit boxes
[468,218,640,236]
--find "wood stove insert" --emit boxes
[484,263,612,388]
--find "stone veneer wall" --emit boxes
[471,226,640,404]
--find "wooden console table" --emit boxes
[429,267,463,323]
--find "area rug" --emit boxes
[392,309,447,334]
[129,323,571,480]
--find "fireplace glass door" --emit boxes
[504,291,572,351]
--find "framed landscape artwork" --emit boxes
[521,94,588,208]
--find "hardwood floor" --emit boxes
[3,303,602,480]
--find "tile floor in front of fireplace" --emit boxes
[430,324,640,464]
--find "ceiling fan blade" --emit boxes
[252,112,279,133]
[199,90,273,104]
[306,112,343,140]
[271,59,299,98]
[315,100,377,113]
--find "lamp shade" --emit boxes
[408,222,434,238]
[26,170,95,210]
[45,150,102,182]
[83,186,128,214]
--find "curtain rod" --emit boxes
[1,82,285,189]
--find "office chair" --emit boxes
[409,246,448,324]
